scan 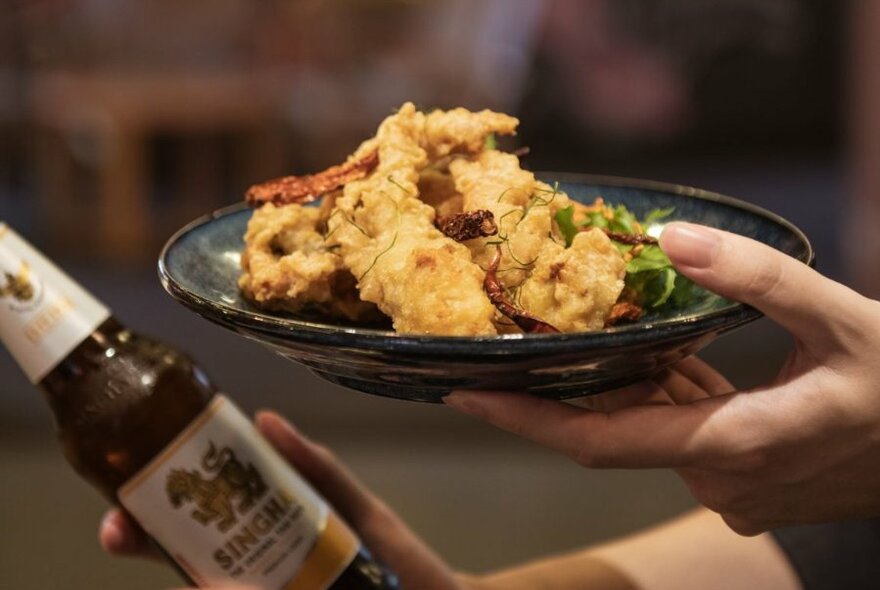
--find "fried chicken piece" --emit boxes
[449,151,571,333]
[239,102,624,335]
[326,103,515,335]
[239,203,379,322]
[423,107,518,159]
[449,151,572,290]
[519,228,626,332]
[417,168,463,218]
[450,151,626,333]
[484,246,559,333]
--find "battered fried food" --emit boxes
[239,102,634,335]
[483,246,559,334]
[448,150,625,332]
[239,202,378,322]
[422,107,517,159]
[417,168,463,218]
[325,103,517,335]
[519,228,626,332]
[449,150,563,290]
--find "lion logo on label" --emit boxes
[0,261,35,302]
[165,442,268,532]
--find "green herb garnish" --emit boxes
[626,266,678,308]
[358,191,401,281]
[554,206,578,247]
[618,208,716,310]
[552,198,720,313]
[625,244,672,273]
[387,175,412,195]
[643,206,675,225]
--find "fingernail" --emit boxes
[443,391,486,418]
[99,513,124,551]
[660,223,721,269]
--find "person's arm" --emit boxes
[446,222,880,534]
[100,412,800,590]
[470,509,799,590]
[848,0,880,299]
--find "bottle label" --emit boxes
[119,395,359,589]
[0,224,110,382]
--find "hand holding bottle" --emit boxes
[100,409,805,590]
[100,411,469,590]
[0,225,398,589]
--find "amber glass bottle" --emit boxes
[0,224,398,590]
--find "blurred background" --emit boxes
[0,0,874,588]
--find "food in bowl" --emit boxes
[239,103,714,336]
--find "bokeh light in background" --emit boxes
[0,0,846,271]
[0,1,872,589]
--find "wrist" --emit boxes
[456,572,491,590]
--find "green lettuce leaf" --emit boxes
[625,267,677,308]
[585,211,608,229]
[549,199,720,314]
[622,208,719,311]
[608,205,639,234]
[554,206,578,247]
[625,245,671,273]
[643,206,675,226]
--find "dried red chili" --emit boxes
[483,247,560,334]
[435,210,497,242]
[246,149,380,207]
[604,301,644,327]
[602,230,658,245]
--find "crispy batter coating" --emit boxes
[239,203,379,321]
[484,246,560,333]
[240,102,628,335]
[423,107,518,159]
[519,228,626,332]
[449,151,626,332]
[417,168,463,218]
[449,151,570,289]
[245,149,379,207]
[326,103,516,335]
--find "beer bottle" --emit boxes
[0,223,399,590]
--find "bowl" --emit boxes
[158,174,813,403]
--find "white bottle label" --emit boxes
[0,224,110,382]
[119,395,359,590]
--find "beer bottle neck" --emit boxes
[0,224,110,383]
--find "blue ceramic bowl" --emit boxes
[159,174,812,402]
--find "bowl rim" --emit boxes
[158,173,813,353]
